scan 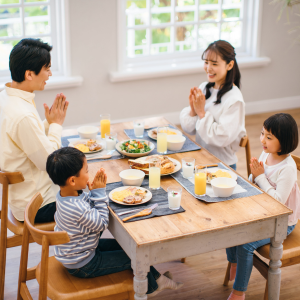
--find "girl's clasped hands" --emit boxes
[250,157,264,181]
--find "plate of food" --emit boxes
[69,139,103,154]
[116,139,155,157]
[147,127,183,140]
[128,155,181,176]
[109,186,152,206]
[195,167,237,184]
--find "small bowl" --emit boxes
[119,169,145,187]
[77,126,99,139]
[167,135,186,151]
[211,177,237,197]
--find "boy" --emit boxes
[0,38,69,222]
[46,147,183,297]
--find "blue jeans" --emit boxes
[229,164,237,171]
[66,238,160,294]
[226,224,296,292]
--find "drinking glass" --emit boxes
[167,186,182,210]
[182,158,195,179]
[100,114,110,139]
[157,126,167,154]
[194,165,207,196]
[105,132,117,150]
[133,120,144,138]
[149,159,161,190]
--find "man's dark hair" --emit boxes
[46,147,86,187]
[263,113,299,156]
[9,38,52,83]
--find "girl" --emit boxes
[180,40,246,170]
[226,113,300,300]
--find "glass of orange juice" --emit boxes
[194,165,207,196]
[100,114,110,139]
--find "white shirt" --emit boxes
[0,83,62,221]
[180,82,246,165]
[251,152,298,226]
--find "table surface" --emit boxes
[62,117,291,247]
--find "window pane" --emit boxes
[223,0,241,4]
[176,0,195,6]
[127,13,148,26]
[198,23,218,49]
[176,25,196,52]
[221,21,241,47]
[152,13,171,25]
[0,0,19,3]
[126,0,147,9]
[24,0,48,2]
[176,11,194,22]
[151,27,171,54]
[199,9,218,20]
[222,8,240,20]
[200,0,218,4]
[0,39,19,70]
[0,8,21,37]
[24,5,50,35]
[151,0,171,7]
[127,29,147,57]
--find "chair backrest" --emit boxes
[291,154,300,172]
[239,135,251,178]
[20,193,69,300]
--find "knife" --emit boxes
[118,203,158,216]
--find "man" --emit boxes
[0,38,69,222]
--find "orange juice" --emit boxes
[100,119,110,138]
[195,173,206,195]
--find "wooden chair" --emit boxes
[239,135,251,178]
[0,171,55,300]
[18,192,134,300]
[223,154,300,300]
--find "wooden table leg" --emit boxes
[134,273,148,300]
[268,237,283,300]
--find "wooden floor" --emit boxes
[2,108,300,300]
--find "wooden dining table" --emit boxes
[63,117,291,300]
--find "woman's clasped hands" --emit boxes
[189,87,206,119]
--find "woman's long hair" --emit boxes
[201,40,241,105]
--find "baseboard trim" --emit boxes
[63,95,300,130]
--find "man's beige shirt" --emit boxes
[0,83,62,221]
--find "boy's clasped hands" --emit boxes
[189,87,206,119]
[88,168,107,190]
[250,157,264,181]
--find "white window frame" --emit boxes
[0,0,82,90]
[111,0,270,82]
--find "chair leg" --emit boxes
[0,244,7,300]
[223,262,231,286]
[264,280,268,300]
[181,258,186,263]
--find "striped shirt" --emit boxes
[54,188,109,269]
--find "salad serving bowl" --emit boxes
[115,139,155,157]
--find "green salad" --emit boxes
[120,140,151,153]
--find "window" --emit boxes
[0,0,80,88]
[113,0,267,81]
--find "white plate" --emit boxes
[147,127,183,140]
[134,156,181,176]
[203,167,237,184]
[109,186,152,206]
[116,139,155,158]
[69,139,104,154]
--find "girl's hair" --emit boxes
[201,40,241,105]
[263,113,299,156]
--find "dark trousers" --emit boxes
[34,201,56,223]
[66,238,160,294]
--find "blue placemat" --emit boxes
[170,163,262,203]
[61,135,125,163]
[124,125,201,155]
[106,178,185,222]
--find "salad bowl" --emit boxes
[116,139,155,157]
